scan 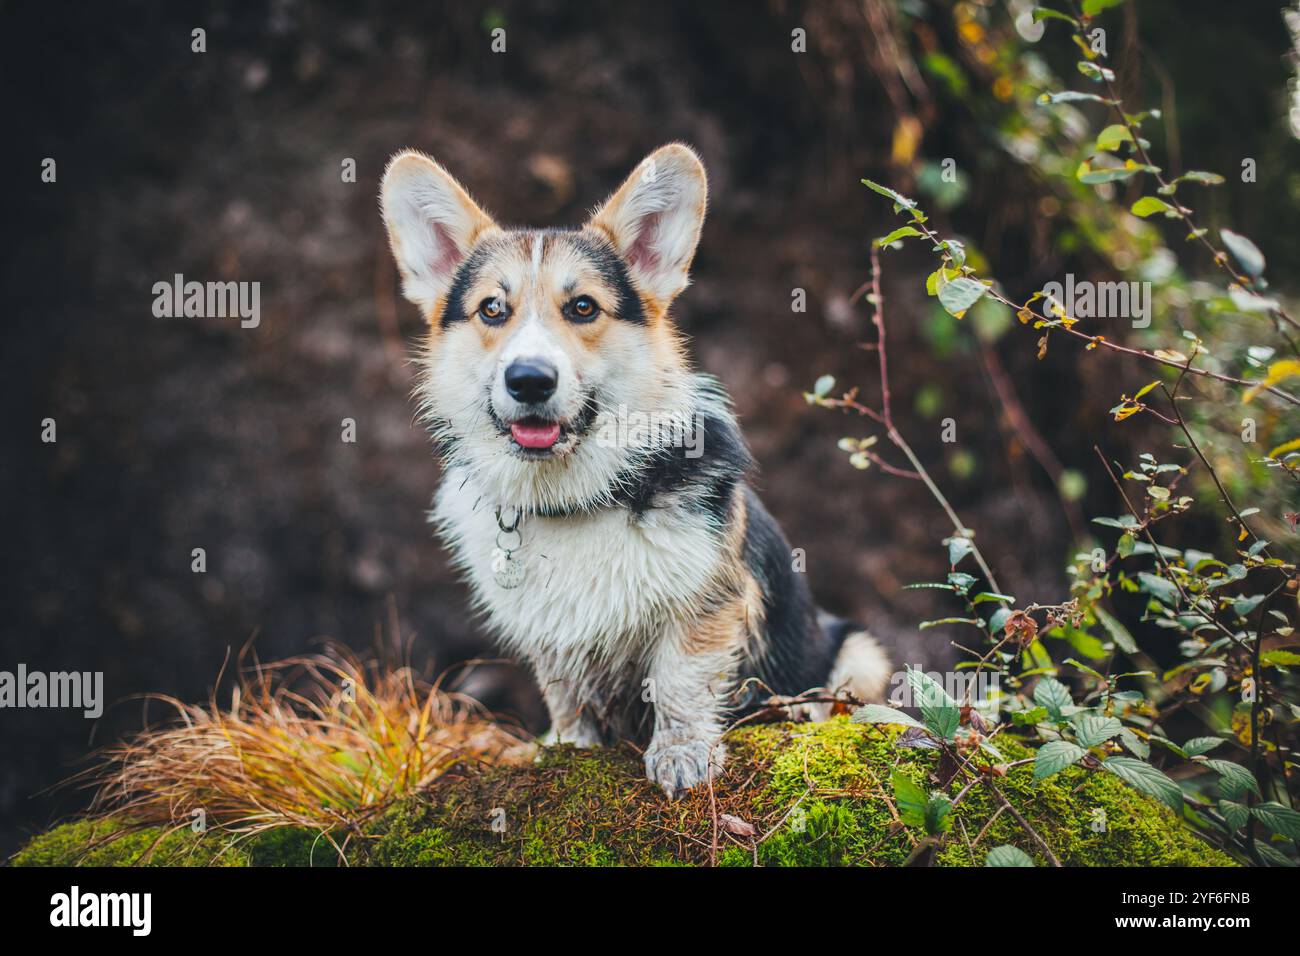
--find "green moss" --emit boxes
[363,745,684,866]
[11,818,251,867]
[13,718,1236,867]
[10,817,343,867]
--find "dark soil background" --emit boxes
[2,0,1296,856]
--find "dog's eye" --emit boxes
[477,296,509,325]
[568,296,600,322]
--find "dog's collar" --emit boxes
[498,446,662,521]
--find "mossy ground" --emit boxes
[11,718,1234,867]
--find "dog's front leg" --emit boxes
[534,661,604,748]
[643,636,735,799]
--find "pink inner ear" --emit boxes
[624,212,662,272]
[430,221,464,276]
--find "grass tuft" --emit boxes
[61,650,535,864]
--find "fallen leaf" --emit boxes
[719,813,757,838]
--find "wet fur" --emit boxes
[381,144,890,796]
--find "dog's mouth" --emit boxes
[508,417,562,450]
[491,394,599,458]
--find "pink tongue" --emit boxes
[510,421,561,449]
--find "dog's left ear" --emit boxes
[381,150,497,316]
[587,143,708,309]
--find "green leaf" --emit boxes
[936,277,989,319]
[1204,759,1260,799]
[925,266,961,296]
[1176,170,1225,186]
[1082,0,1127,14]
[1074,714,1123,748]
[1254,842,1299,867]
[1092,607,1138,654]
[924,793,954,836]
[980,739,1004,762]
[1038,90,1112,106]
[1116,532,1136,558]
[861,178,916,210]
[972,591,1016,605]
[1232,594,1266,618]
[1034,739,1086,780]
[940,238,967,268]
[1012,706,1049,726]
[1219,229,1266,278]
[892,770,928,829]
[1137,572,1181,606]
[1077,157,1155,184]
[1094,124,1133,152]
[1218,800,1249,832]
[920,617,984,630]
[875,226,924,248]
[946,535,975,567]
[1059,469,1087,501]
[1119,728,1150,759]
[1252,802,1300,842]
[1059,626,1108,661]
[1093,515,1138,530]
[1181,736,1224,757]
[1034,676,1073,719]
[1076,60,1115,83]
[1102,756,1183,811]
[985,844,1035,867]
[1065,657,1106,681]
[1262,650,1300,667]
[907,666,960,741]
[1131,196,1173,218]
[851,703,925,729]
[988,607,1013,636]
[1031,8,1078,26]
[812,374,835,398]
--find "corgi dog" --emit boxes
[380,144,890,797]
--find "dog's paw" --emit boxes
[644,731,725,799]
[539,723,602,749]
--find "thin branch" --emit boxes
[985,778,1062,867]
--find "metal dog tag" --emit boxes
[493,548,525,589]
[493,509,525,589]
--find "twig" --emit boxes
[985,778,1062,867]
[827,248,1006,596]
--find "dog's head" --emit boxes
[381,144,707,513]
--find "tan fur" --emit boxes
[678,488,764,657]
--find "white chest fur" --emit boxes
[434,467,724,671]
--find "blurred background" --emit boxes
[3,0,1298,855]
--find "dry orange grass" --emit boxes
[69,650,536,860]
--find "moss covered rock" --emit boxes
[11,718,1234,867]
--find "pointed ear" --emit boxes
[380,150,497,315]
[587,143,708,309]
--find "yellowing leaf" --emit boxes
[1267,437,1300,459]
[1131,196,1173,218]
[891,115,923,167]
[1244,359,1300,402]
[1095,124,1133,152]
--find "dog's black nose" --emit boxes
[504,359,558,404]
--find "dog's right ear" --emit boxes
[380,151,497,317]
